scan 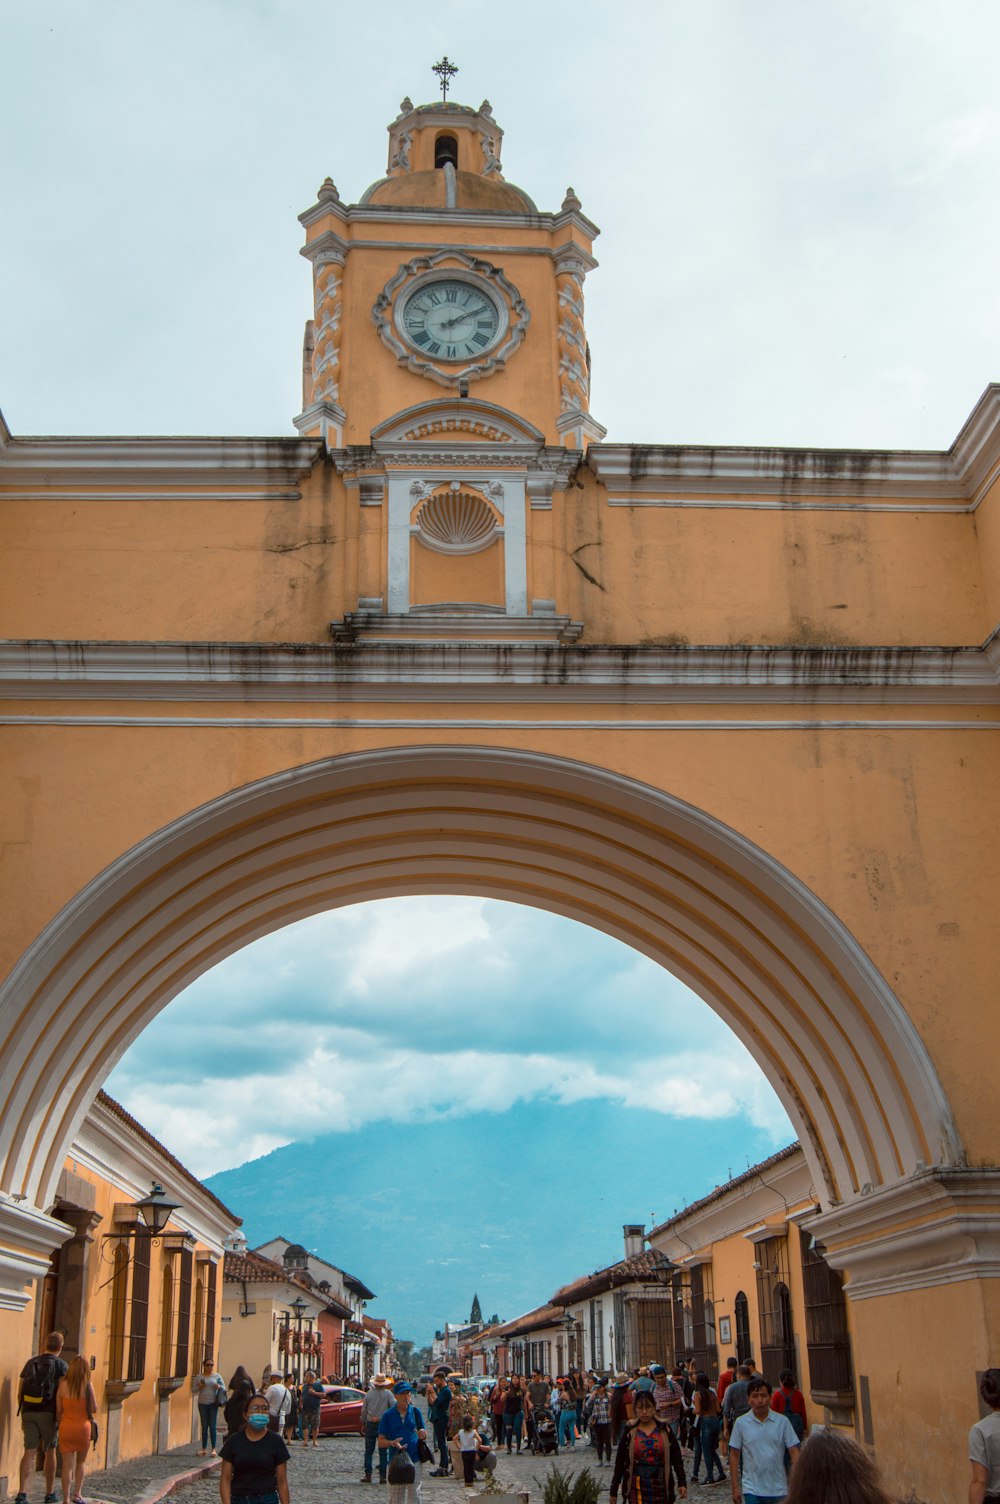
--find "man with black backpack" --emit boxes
[16,1332,68,1504]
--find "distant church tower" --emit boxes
[292,77,603,642]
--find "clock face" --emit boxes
[400,278,503,362]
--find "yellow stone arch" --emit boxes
[0,746,959,1219]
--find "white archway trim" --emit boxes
[0,748,962,1307]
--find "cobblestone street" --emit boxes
[14,1423,679,1504]
[139,1432,616,1504]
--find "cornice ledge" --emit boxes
[0,434,322,488]
[330,611,585,646]
[371,443,543,469]
[806,1167,1000,1301]
[949,383,1000,505]
[341,204,567,232]
[0,1198,75,1311]
[1,638,997,693]
[589,443,965,502]
[983,623,1000,679]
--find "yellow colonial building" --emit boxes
[0,1091,238,1485]
[1,84,999,1503]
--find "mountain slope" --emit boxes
[206,1100,783,1344]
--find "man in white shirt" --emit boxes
[265,1373,291,1435]
[728,1377,799,1504]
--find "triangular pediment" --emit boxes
[371,398,545,448]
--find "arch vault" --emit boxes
[0,747,962,1234]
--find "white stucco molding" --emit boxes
[371,249,529,390]
[589,383,1000,508]
[806,1168,1000,1300]
[0,434,320,496]
[370,397,545,447]
[0,1198,73,1311]
[2,636,997,703]
[329,609,583,645]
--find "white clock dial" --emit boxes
[400,278,502,361]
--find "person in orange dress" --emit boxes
[55,1356,96,1504]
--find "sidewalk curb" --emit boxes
[135,1457,222,1504]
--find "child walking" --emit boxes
[458,1414,485,1489]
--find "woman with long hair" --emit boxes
[489,1377,508,1446]
[55,1355,97,1504]
[503,1373,525,1454]
[609,1388,687,1504]
[558,1379,577,1449]
[690,1372,725,1486]
[783,1428,894,1504]
[225,1366,256,1438]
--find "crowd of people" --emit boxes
[13,1330,1000,1504]
[415,1359,877,1504]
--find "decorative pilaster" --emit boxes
[554,210,607,450]
[293,188,348,446]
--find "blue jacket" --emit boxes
[378,1403,425,1463]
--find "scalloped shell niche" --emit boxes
[415,490,499,555]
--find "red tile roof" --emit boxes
[493,1303,565,1338]
[647,1142,802,1238]
[551,1249,664,1305]
[224,1248,297,1284]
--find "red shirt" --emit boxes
[717,1370,735,1403]
[771,1385,807,1429]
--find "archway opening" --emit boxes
[0,747,957,1235]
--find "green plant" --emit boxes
[477,1470,512,1495]
[535,1464,600,1504]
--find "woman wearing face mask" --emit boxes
[219,1392,290,1504]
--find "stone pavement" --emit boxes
[144,1432,615,1504]
[17,1428,712,1504]
[17,1444,220,1504]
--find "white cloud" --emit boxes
[112,1032,788,1181]
[106,897,793,1179]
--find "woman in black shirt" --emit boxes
[220,1392,290,1504]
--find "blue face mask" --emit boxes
[248,1413,270,1430]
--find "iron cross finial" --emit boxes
[432,56,458,100]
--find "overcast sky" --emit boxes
[3,0,998,450]
[106,897,790,1179]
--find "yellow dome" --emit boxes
[362,169,537,213]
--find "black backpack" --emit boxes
[21,1355,58,1408]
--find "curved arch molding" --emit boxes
[0,747,971,1308]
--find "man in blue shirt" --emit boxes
[378,1382,428,1502]
[728,1378,799,1504]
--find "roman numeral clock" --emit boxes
[374,252,528,385]
[404,277,501,360]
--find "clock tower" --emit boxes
[292,84,604,638]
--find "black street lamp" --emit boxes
[291,1295,308,1383]
[133,1182,182,1236]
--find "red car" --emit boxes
[318,1384,366,1436]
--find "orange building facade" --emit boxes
[1,91,999,1503]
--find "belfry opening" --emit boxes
[434,133,458,169]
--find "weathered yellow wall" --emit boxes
[1,717,997,1179]
[0,1305,39,1491]
[556,472,988,647]
[410,534,504,607]
[218,1296,280,1384]
[974,472,1000,634]
[1,468,990,647]
[848,1280,989,1501]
